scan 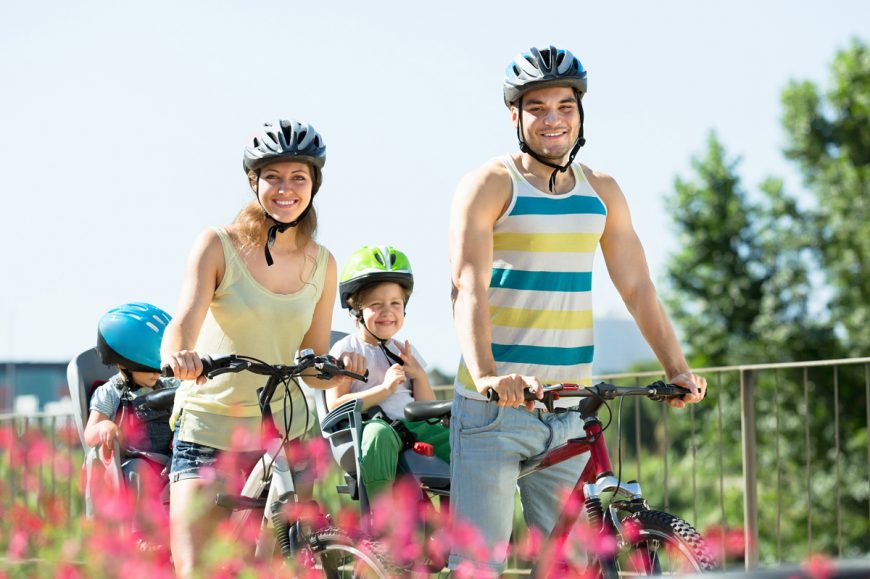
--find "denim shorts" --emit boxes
[169,423,262,484]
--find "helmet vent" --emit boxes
[541,49,552,69]
[374,252,385,266]
[152,314,168,326]
[145,321,160,333]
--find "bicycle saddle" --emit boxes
[404,400,452,422]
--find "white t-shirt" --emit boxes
[329,333,427,421]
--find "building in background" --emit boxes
[1,362,70,414]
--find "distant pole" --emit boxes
[6,311,14,413]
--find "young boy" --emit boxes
[327,246,449,497]
[85,302,176,490]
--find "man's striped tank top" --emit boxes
[454,155,607,401]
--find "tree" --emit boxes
[781,38,870,356]
[663,134,840,367]
[659,40,870,562]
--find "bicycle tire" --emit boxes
[301,527,393,579]
[612,510,718,575]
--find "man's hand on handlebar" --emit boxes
[163,350,207,384]
[666,371,707,409]
[477,374,543,410]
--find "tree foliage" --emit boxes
[657,39,870,563]
[781,38,870,356]
[663,134,841,367]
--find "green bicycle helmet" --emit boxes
[339,246,414,311]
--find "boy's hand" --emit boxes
[383,364,407,394]
[98,421,121,461]
[397,340,424,380]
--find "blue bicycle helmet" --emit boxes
[96,303,171,373]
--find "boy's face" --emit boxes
[128,370,161,388]
[359,282,406,340]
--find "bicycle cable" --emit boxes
[614,394,625,498]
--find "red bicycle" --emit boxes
[356,381,720,577]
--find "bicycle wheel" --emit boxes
[612,510,718,575]
[301,527,392,579]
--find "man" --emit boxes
[447,45,707,574]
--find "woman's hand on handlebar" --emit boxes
[666,371,707,408]
[163,350,207,384]
[478,374,543,410]
[333,351,367,384]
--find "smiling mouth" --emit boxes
[274,199,299,208]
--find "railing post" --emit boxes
[740,368,759,569]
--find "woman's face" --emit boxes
[255,161,313,222]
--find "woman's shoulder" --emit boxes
[306,240,333,265]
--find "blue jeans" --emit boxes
[448,395,589,574]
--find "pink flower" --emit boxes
[803,554,834,579]
[6,530,28,560]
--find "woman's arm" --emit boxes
[160,229,223,383]
[300,251,367,389]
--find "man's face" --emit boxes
[511,85,580,161]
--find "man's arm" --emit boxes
[589,168,706,407]
[448,162,542,408]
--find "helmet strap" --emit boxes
[254,169,316,266]
[355,311,405,366]
[516,93,586,193]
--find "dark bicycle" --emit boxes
[164,349,391,577]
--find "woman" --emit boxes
[161,119,365,576]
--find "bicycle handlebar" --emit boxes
[486,381,691,405]
[161,349,369,383]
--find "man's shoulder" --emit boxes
[463,157,511,188]
[454,157,513,212]
[579,163,617,191]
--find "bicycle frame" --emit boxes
[477,382,690,577]
[519,409,647,576]
[221,371,307,561]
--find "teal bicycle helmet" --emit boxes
[96,303,171,373]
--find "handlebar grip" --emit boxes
[344,369,369,382]
[486,388,539,402]
[160,355,216,379]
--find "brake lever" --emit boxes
[205,361,250,380]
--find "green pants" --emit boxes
[359,418,450,497]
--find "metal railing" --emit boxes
[2,357,868,571]
[434,357,870,570]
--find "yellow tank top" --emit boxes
[171,227,329,450]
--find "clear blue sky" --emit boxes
[1,0,867,372]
